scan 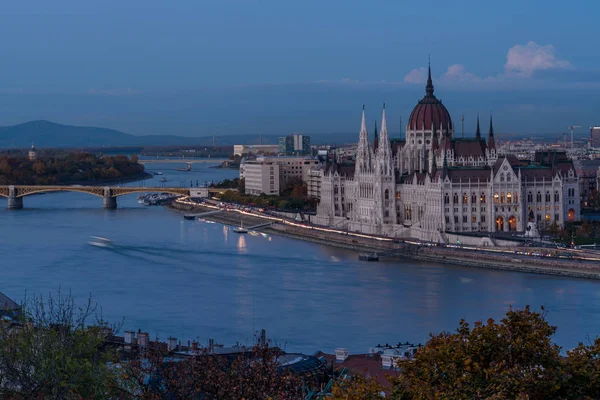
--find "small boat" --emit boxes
[153,171,164,176]
[233,219,248,234]
[88,236,113,248]
[184,214,196,220]
[359,253,379,261]
[197,217,206,222]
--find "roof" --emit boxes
[452,138,487,159]
[446,167,491,182]
[407,67,452,131]
[316,352,399,389]
[324,162,355,178]
[0,292,19,312]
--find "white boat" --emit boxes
[88,236,113,248]
[233,219,248,234]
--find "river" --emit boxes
[1,161,599,354]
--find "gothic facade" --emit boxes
[314,67,581,242]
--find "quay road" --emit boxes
[138,158,228,164]
[0,185,231,210]
[174,198,600,275]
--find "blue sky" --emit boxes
[0,0,597,137]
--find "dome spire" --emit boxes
[426,56,434,97]
[475,113,481,139]
[488,113,496,150]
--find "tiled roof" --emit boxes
[452,138,487,159]
[447,167,491,182]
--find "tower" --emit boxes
[28,143,37,161]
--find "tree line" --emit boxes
[3,292,600,399]
[0,153,145,185]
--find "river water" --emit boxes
[1,162,600,354]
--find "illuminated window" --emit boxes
[506,193,512,203]
[480,193,486,203]
[501,192,505,204]
[472,215,477,223]
[545,214,551,221]
[463,193,468,204]
[494,193,499,204]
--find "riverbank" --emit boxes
[165,201,600,281]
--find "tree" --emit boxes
[115,340,304,399]
[131,154,139,163]
[0,290,119,399]
[332,374,385,399]
[392,306,564,400]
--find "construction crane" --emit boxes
[568,125,582,148]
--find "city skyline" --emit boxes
[0,0,597,136]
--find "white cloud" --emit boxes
[504,41,573,77]
[442,64,481,83]
[403,67,427,84]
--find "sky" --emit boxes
[0,0,597,137]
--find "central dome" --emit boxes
[407,67,452,131]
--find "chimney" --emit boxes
[124,331,136,344]
[335,348,349,362]
[138,332,149,348]
[168,337,178,351]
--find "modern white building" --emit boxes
[240,155,318,195]
[314,65,581,242]
[233,144,279,157]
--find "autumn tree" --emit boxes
[332,374,385,399]
[115,340,304,399]
[392,306,565,400]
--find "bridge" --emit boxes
[0,185,195,210]
[138,158,228,164]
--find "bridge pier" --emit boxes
[7,195,23,210]
[103,195,117,209]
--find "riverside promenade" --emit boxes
[167,200,600,281]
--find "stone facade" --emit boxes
[314,68,581,242]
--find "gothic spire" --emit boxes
[379,103,389,144]
[475,113,481,139]
[426,56,434,97]
[359,105,368,140]
[488,113,496,150]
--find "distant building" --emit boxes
[28,143,37,161]
[240,155,318,195]
[278,134,310,155]
[233,144,279,157]
[591,127,600,148]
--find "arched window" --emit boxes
[494,193,499,204]
[480,193,486,203]
[507,174,512,182]
[536,192,542,202]
[555,191,560,202]
[472,193,477,204]
[514,192,519,203]
[453,194,458,204]
[444,193,450,204]
[384,189,389,200]
[527,192,533,202]
[545,191,551,202]
[463,193,468,204]
[507,193,512,203]
[501,192,505,204]
[500,173,505,182]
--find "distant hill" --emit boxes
[0,120,357,149]
[0,120,204,148]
